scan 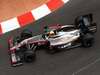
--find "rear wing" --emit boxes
[75,13,97,33]
[88,23,97,33]
[81,14,97,33]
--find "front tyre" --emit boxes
[24,50,36,63]
[21,29,33,40]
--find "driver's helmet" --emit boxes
[49,30,55,37]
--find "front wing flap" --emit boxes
[8,37,23,67]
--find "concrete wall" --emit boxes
[0,0,49,22]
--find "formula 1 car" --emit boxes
[8,13,97,67]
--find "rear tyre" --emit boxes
[81,33,94,47]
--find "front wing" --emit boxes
[8,38,23,67]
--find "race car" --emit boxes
[8,13,97,67]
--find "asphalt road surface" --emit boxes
[0,0,100,75]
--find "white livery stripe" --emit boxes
[31,4,51,20]
[62,0,69,3]
[1,18,20,33]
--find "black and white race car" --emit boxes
[8,13,97,67]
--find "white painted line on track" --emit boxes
[72,58,100,75]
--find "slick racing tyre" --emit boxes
[21,29,33,40]
[13,36,21,45]
[81,33,94,47]
[24,50,36,63]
